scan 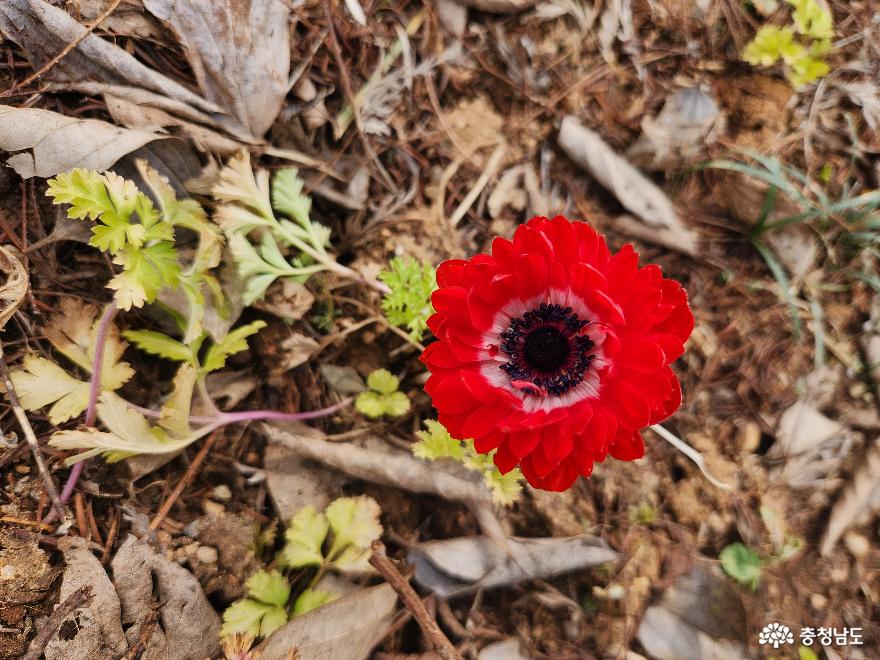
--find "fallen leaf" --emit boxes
[142,0,291,139]
[0,105,168,179]
[454,0,536,11]
[257,584,397,660]
[44,538,127,660]
[73,0,164,38]
[319,364,367,394]
[408,535,619,598]
[0,0,219,116]
[478,638,530,660]
[252,278,316,321]
[112,535,222,659]
[819,438,880,557]
[272,330,321,374]
[0,244,27,330]
[557,116,699,255]
[264,440,343,522]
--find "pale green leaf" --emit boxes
[720,543,762,590]
[280,506,329,568]
[291,589,336,617]
[484,467,524,506]
[328,545,372,573]
[122,330,194,363]
[220,599,272,639]
[366,369,399,394]
[202,320,267,373]
[213,151,275,226]
[258,605,288,638]
[272,168,312,229]
[245,569,290,608]
[158,363,198,439]
[354,391,385,418]
[325,495,382,558]
[413,420,464,460]
[10,355,89,424]
[383,391,411,417]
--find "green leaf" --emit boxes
[384,391,411,417]
[484,467,524,506]
[201,320,267,373]
[123,330,195,363]
[49,391,212,464]
[413,420,465,460]
[220,599,271,639]
[10,355,90,425]
[258,605,288,638]
[366,369,399,395]
[157,363,198,439]
[719,543,762,590]
[291,589,336,617]
[109,243,181,311]
[355,391,386,418]
[280,505,329,568]
[325,495,382,559]
[272,168,312,229]
[379,257,436,341]
[245,570,290,608]
[799,646,819,660]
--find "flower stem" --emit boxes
[48,304,118,522]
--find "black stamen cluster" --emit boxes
[499,303,595,397]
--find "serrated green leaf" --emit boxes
[366,369,399,394]
[325,496,382,559]
[10,355,90,424]
[291,589,336,617]
[220,599,271,639]
[413,419,465,460]
[484,467,524,506]
[201,320,267,373]
[109,243,180,310]
[280,506,329,568]
[123,330,195,363]
[379,257,435,341]
[383,391,411,416]
[245,569,290,608]
[720,542,762,590]
[272,168,312,229]
[355,391,386,418]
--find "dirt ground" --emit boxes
[1,1,879,659]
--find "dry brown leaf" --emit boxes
[69,0,164,38]
[408,535,619,598]
[0,244,27,331]
[142,0,291,139]
[558,116,699,255]
[0,0,219,116]
[0,105,168,178]
[454,0,536,11]
[44,538,128,660]
[819,438,880,557]
[257,584,397,660]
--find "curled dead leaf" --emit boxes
[0,244,27,331]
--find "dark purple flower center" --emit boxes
[499,303,595,396]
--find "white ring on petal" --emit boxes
[478,288,608,413]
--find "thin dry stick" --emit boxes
[149,431,220,531]
[3,0,124,96]
[369,541,462,660]
[0,340,67,524]
[22,585,93,660]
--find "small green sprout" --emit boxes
[719,542,763,590]
[412,420,524,505]
[279,496,382,574]
[379,256,436,341]
[220,569,291,639]
[355,369,411,418]
[742,0,834,87]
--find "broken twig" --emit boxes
[22,585,93,660]
[370,541,462,660]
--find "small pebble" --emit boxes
[212,485,232,503]
[14,465,30,474]
[203,500,225,517]
[196,546,218,564]
[606,584,625,600]
[844,532,870,558]
[0,565,16,580]
[810,593,827,610]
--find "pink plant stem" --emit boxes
[47,304,118,523]
[130,397,352,427]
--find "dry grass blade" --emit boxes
[819,438,880,557]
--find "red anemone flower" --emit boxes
[420,216,694,492]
